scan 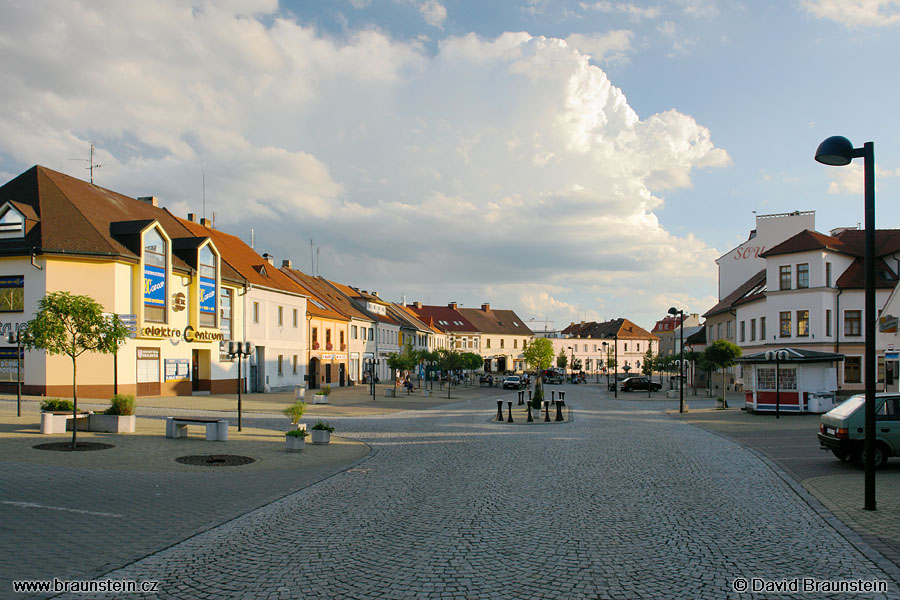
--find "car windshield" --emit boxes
[826,395,866,419]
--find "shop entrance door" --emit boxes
[192,350,200,392]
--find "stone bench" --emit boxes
[165,417,229,441]
[40,411,92,434]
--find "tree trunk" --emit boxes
[721,368,728,409]
[71,355,78,450]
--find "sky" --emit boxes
[1,0,899,333]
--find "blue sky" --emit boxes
[1,0,898,331]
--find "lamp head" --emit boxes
[815,135,855,166]
[668,306,680,316]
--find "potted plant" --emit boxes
[285,428,308,452]
[282,400,307,430]
[39,398,90,434]
[313,384,331,404]
[310,420,334,444]
[89,394,136,433]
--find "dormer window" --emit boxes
[0,205,25,238]
[199,245,217,327]
[143,228,167,323]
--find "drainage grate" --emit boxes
[175,454,255,467]
[33,442,115,452]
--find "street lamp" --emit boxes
[7,330,22,417]
[567,346,574,381]
[607,332,618,398]
[668,306,685,414]
[602,342,609,391]
[815,135,876,511]
[225,340,254,431]
[765,350,788,420]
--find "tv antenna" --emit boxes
[69,144,102,184]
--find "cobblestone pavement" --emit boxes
[50,386,900,599]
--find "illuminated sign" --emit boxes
[143,265,166,306]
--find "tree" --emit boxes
[461,352,482,385]
[438,348,465,398]
[642,347,656,398]
[556,348,568,370]
[523,337,554,409]
[704,340,742,408]
[23,292,129,449]
[387,343,419,393]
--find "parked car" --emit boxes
[818,393,900,469]
[503,376,525,390]
[542,369,564,384]
[615,377,662,392]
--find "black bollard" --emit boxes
[526,402,534,422]
[551,390,556,406]
[507,401,514,423]
[518,390,525,406]
[559,391,565,403]
[528,390,532,403]
[555,399,564,421]
[544,401,551,422]
[496,400,504,421]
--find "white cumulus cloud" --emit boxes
[802,0,900,27]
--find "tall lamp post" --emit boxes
[607,332,618,398]
[668,307,685,413]
[7,330,22,417]
[225,341,254,431]
[567,346,574,381]
[765,350,788,419]
[602,342,609,390]
[815,135,876,511]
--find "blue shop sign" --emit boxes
[143,265,166,306]
[200,277,216,315]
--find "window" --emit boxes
[624,343,628,352]
[756,367,797,391]
[826,262,832,287]
[278,355,283,376]
[278,306,283,326]
[750,319,756,341]
[780,311,792,337]
[486,338,491,349]
[879,356,885,384]
[877,397,899,419]
[797,263,809,289]
[293,355,298,375]
[143,228,167,323]
[844,356,862,383]
[352,325,358,339]
[845,310,862,337]
[779,265,792,290]
[726,321,733,339]
[198,245,217,328]
[740,321,745,342]
[369,328,374,341]
[636,344,640,352]
[312,327,318,347]
[826,309,832,337]
[0,206,24,236]
[0,275,24,312]
[514,339,518,349]
[219,288,232,340]
[293,309,298,328]
[716,323,722,339]
[326,329,332,347]
[797,310,809,337]
[340,331,345,348]
[760,317,766,340]
[500,339,504,349]
[253,302,259,324]
[0,346,23,382]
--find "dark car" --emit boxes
[616,377,662,392]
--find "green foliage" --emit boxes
[461,352,482,371]
[23,292,129,359]
[40,398,73,412]
[282,400,307,424]
[556,349,568,369]
[285,428,309,438]
[641,347,655,377]
[311,420,335,432]
[437,348,464,372]
[704,340,742,368]
[522,337,554,372]
[105,394,135,416]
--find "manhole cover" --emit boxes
[175,454,255,467]
[33,442,115,452]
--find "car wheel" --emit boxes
[831,449,850,462]
[853,444,888,470]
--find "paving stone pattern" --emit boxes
[55,391,900,599]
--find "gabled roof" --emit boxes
[834,257,898,290]
[458,306,533,336]
[0,166,208,273]
[175,215,298,292]
[274,267,348,321]
[703,269,767,318]
[406,303,478,333]
[293,276,375,323]
[761,229,850,258]
[394,303,444,335]
[561,318,657,340]
[325,283,401,326]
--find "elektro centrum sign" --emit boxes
[140,325,224,343]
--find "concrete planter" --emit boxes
[312,394,329,404]
[89,413,136,433]
[310,429,331,445]
[285,435,306,452]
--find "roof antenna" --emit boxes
[250,228,255,249]
[69,143,102,184]
[202,172,206,220]
[310,238,315,274]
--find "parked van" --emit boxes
[818,393,900,469]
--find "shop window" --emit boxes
[0,275,24,312]
[844,356,862,383]
[143,228,167,323]
[219,288,232,340]
[0,346,23,382]
[845,310,862,337]
[198,245,217,328]
[757,367,797,391]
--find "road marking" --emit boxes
[1,501,123,518]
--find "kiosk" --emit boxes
[738,348,843,414]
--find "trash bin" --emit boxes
[294,385,306,399]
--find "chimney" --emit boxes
[413,301,422,309]
[448,302,458,310]
[372,291,378,297]
[200,217,211,227]
[187,213,195,222]
[137,196,158,207]
[481,303,491,312]
[282,259,292,269]
[262,253,274,266]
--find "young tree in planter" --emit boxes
[438,348,465,398]
[23,292,129,450]
[461,352,482,386]
[523,337,554,409]
[556,349,568,371]
[642,347,656,398]
[704,340,742,408]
